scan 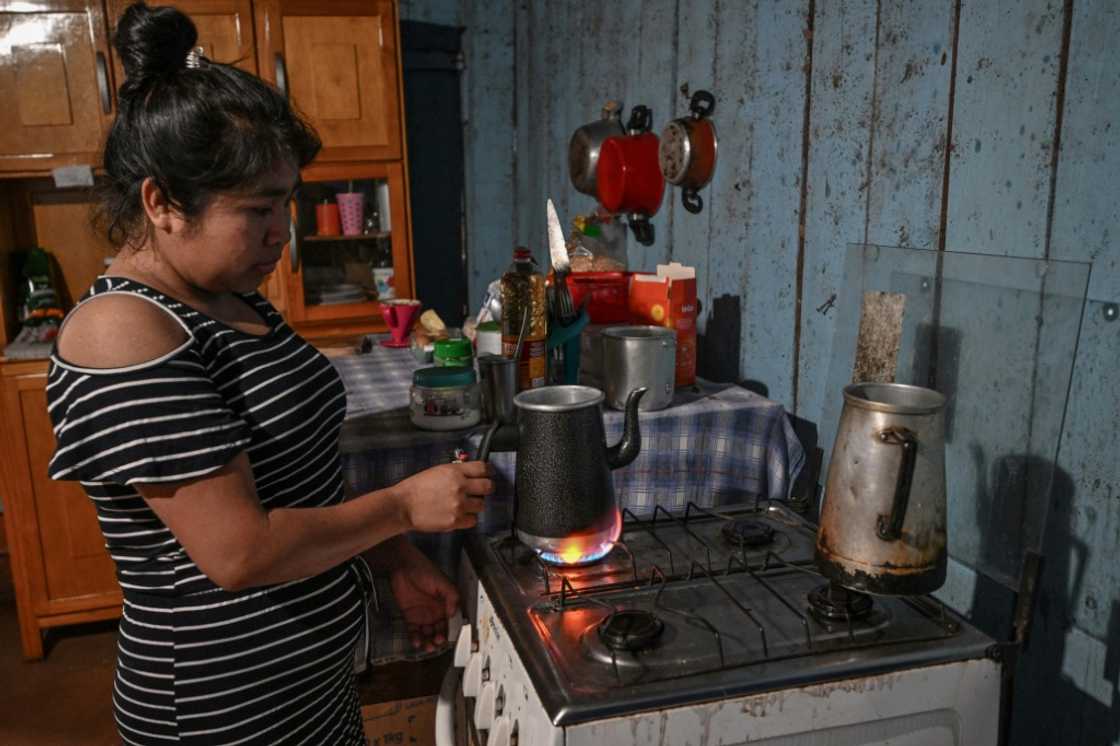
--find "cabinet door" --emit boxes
[0,0,115,174]
[107,0,257,80]
[1,370,119,611]
[256,0,403,162]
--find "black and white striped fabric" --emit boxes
[47,276,371,745]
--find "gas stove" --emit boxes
[445,502,1001,746]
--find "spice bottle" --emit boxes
[500,247,547,390]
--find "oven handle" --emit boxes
[435,664,460,746]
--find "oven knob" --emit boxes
[486,715,511,746]
[474,681,496,730]
[463,653,483,697]
[453,622,475,667]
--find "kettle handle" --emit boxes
[875,427,918,541]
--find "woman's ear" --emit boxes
[140,177,180,234]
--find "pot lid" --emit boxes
[413,366,476,388]
[515,385,603,412]
[434,338,473,359]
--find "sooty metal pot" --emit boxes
[816,382,948,595]
[487,385,646,562]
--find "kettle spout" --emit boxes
[606,387,647,470]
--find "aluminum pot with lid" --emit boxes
[569,100,626,198]
[601,325,676,411]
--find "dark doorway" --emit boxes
[401,21,468,325]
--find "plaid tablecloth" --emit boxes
[332,337,805,663]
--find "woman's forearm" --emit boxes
[237,486,411,588]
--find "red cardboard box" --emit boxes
[628,263,697,386]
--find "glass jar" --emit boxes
[410,366,481,431]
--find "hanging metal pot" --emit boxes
[568,100,626,199]
[659,90,718,214]
[596,106,663,246]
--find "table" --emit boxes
[332,338,805,662]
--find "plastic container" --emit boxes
[433,338,473,367]
[410,367,481,431]
[475,321,502,357]
[566,271,632,324]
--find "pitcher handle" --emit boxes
[875,427,918,541]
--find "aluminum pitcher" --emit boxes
[816,382,948,595]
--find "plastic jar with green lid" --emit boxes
[410,366,481,431]
[433,337,474,367]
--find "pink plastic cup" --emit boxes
[336,192,365,236]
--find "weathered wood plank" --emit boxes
[513,0,531,253]
[691,1,808,404]
[796,0,877,422]
[523,1,552,266]
[1051,0,1120,300]
[670,2,718,329]
[626,0,679,269]
[946,1,1063,257]
[462,0,516,309]
[938,0,1065,597]
[863,1,954,250]
[1041,4,1120,742]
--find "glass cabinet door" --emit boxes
[292,177,396,315]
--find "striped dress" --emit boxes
[47,276,372,745]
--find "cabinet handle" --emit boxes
[95,52,112,114]
[289,213,300,273]
[275,52,289,98]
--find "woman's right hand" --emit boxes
[394,462,493,532]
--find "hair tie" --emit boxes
[184,46,205,69]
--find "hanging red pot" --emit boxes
[596,106,664,246]
[659,90,718,214]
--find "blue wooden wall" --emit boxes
[412,0,1118,742]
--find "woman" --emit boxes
[45,3,491,744]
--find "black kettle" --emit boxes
[480,385,646,564]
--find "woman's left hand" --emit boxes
[389,549,460,652]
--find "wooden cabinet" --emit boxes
[0,361,122,660]
[106,0,258,78]
[0,0,116,176]
[255,0,403,162]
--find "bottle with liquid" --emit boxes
[500,246,548,390]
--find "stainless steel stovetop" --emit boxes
[463,501,996,727]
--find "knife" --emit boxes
[547,198,570,274]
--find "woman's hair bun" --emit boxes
[114,2,199,83]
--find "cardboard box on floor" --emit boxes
[362,695,436,746]
[628,262,698,386]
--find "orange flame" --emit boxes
[539,508,623,566]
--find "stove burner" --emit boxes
[720,518,775,548]
[597,610,665,652]
[807,582,874,622]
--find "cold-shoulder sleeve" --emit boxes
[46,347,252,485]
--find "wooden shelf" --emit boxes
[302,232,390,243]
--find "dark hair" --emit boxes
[97,2,321,247]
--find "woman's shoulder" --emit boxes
[54,285,191,371]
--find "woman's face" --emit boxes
[163,161,299,295]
